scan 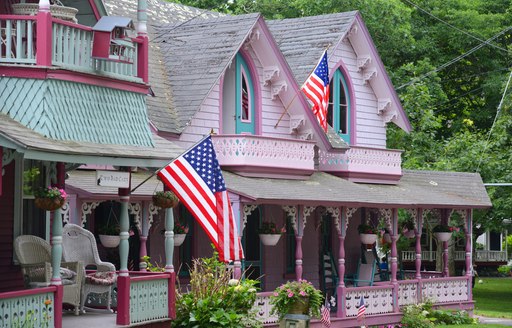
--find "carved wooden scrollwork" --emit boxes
[81,201,101,227]
[242,204,258,231]
[282,205,298,233]
[129,202,142,233]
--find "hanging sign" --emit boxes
[96,170,130,188]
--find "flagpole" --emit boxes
[130,133,213,193]
[274,45,331,129]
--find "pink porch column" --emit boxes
[138,202,149,271]
[465,209,473,300]
[295,235,303,280]
[390,208,399,313]
[415,209,423,280]
[37,1,52,66]
[441,210,449,277]
[0,147,3,196]
[136,0,149,83]
[337,207,347,318]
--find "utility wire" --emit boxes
[396,27,512,90]
[402,0,509,53]
[475,69,512,172]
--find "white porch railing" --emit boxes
[401,250,437,262]
[129,275,169,324]
[421,277,469,303]
[473,250,507,262]
[318,146,402,182]
[212,135,315,175]
[345,285,394,317]
[0,15,141,82]
[402,250,507,262]
[254,292,278,324]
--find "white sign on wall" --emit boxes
[96,170,130,188]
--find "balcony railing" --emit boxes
[402,250,507,262]
[212,135,315,176]
[0,14,142,82]
[318,146,402,183]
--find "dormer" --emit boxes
[92,16,135,63]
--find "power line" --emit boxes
[396,27,512,90]
[402,0,509,53]
[475,68,512,172]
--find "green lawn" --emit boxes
[448,325,509,328]
[473,277,512,319]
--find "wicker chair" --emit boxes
[14,235,84,315]
[62,224,117,313]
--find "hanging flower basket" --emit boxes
[152,191,179,209]
[403,230,416,239]
[434,232,452,242]
[174,234,186,246]
[99,234,120,248]
[35,197,65,211]
[259,234,282,246]
[359,233,377,245]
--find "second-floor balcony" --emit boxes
[212,134,316,177]
[318,146,403,184]
[0,11,143,83]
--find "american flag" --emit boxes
[157,135,244,262]
[320,298,331,327]
[357,295,366,321]
[301,50,330,132]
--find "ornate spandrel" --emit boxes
[81,201,101,226]
[61,201,70,224]
[282,205,297,233]
[148,203,160,232]
[129,202,142,232]
[242,204,258,231]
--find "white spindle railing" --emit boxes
[401,250,437,262]
[0,16,36,64]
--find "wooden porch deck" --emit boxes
[62,308,117,328]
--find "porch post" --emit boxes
[118,168,131,276]
[0,147,4,196]
[164,185,175,273]
[232,200,242,279]
[139,202,149,271]
[465,209,473,300]
[390,208,399,312]
[295,206,304,280]
[50,162,65,285]
[441,209,449,277]
[415,209,423,280]
[37,0,52,66]
[136,0,149,83]
[337,207,347,318]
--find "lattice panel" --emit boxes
[130,278,168,324]
[398,281,418,306]
[0,291,55,328]
[345,287,393,317]
[421,278,468,303]
[254,293,278,324]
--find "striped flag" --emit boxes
[320,298,331,327]
[157,135,244,262]
[301,50,330,132]
[357,295,366,321]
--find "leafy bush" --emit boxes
[174,250,261,327]
[400,302,476,327]
[497,265,511,276]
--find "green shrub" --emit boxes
[497,265,511,276]
[401,302,476,327]
[174,250,261,327]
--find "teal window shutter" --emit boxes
[327,69,351,143]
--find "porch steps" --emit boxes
[320,251,338,301]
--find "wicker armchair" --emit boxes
[14,235,84,315]
[62,224,117,313]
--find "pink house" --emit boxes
[0,0,491,327]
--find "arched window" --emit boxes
[327,69,351,143]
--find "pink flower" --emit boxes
[273,292,278,297]
[299,290,306,296]
[287,292,294,298]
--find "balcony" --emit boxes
[0,13,143,83]
[212,135,315,178]
[318,146,403,184]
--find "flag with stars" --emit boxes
[157,135,244,262]
[301,50,329,132]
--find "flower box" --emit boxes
[99,234,120,248]
[259,234,281,246]
[359,233,377,245]
[174,233,186,246]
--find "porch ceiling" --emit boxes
[0,114,183,168]
[223,169,492,209]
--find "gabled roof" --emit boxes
[153,13,260,133]
[92,16,134,32]
[267,12,412,133]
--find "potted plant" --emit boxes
[257,221,286,246]
[98,223,121,248]
[401,218,416,238]
[270,279,323,320]
[358,223,378,245]
[173,221,189,246]
[34,186,67,211]
[381,228,392,244]
[432,224,458,242]
[152,190,179,209]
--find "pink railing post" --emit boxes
[54,285,63,328]
[169,272,176,319]
[116,275,131,325]
[465,209,473,301]
[36,5,52,66]
[390,208,399,313]
[337,207,347,318]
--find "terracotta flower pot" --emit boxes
[259,234,281,246]
[34,197,65,211]
[152,195,179,209]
